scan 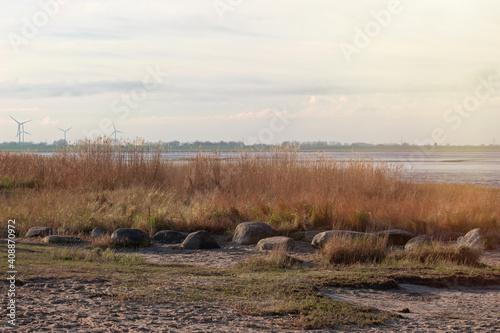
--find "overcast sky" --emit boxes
[1,0,500,145]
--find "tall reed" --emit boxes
[0,139,498,243]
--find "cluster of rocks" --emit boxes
[24,227,84,245]
[310,228,487,251]
[23,223,488,252]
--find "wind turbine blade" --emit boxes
[24,131,31,135]
[10,115,20,124]
[22,119,32,124]
[58,127,64,131]
[112,122,116,131]
[67,127,72,131]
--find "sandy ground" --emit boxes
[324,284,500,332]
[2,238,499,332]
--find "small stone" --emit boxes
[181,231,220,249]
[232,222,276,245]
[91,227,110,238]
[405,235,432,250]
[375,229,415,246]
[311,230,371,249]
[152,230,188,244]
[256,236,295,251]
[456,228,485,250]
[25,226,53,238]
[111,228,151,247]
[43,235,83,244]
[434,231,464,242]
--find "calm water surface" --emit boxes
[160,151,500,188]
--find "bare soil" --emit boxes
[2,238,499,332]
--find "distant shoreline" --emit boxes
[1,144,500,153]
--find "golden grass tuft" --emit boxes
[237,246,302,271]
[318,234,388,266]
[395,243,483,266]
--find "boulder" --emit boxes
[111,228,151,247]
[301,230,323,243]
[375,229,415,246]
[25,227,53,238]
[433,231,464,242]
[256,236,295,251]
[152,230,188,244]
[91,227,110,238]
[181,231,220,249]
[232,222,276,245]
[456,228,485,250]
[311,230,371,249]
[404,235,432,250]
[43,235,83,244]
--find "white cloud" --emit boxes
[39,117,59,126]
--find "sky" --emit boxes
[1,0,500,145]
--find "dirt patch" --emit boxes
[324,283,500,332]
[1,278,300,332]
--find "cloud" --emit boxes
[0,80,142,99]
[39,117,59,126]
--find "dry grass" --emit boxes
[1,138,499,242]
[237,246,303,271]
[395,243,483,266]
[318,234,388,265]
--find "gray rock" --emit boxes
[404,235,432,250]
[256,236,295,251]
[232,222,276,245]
[111,228,151,247]
[434,231,464,242]
[152,230,188,244]
[181,231,220,249]
[311,230,371,249]
[91,227,110,238]
[25,227,53,238]
[456,228,485,250]
[43,235,83,244]
[375,229,415,246]
[301,230,323,243]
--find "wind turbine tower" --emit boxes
[111,122,123,145]
[58,127,72,145]
[10,115,32,144]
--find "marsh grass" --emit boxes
[237,246,303,271]
[318,234,389,266]
[1,138,499,243]
[393,243,483,266]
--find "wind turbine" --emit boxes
[110,122,123,145]
[58,127,72,145]
[10,115,32,144]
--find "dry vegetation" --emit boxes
[1,138,499,243]
[319,234,389,266]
